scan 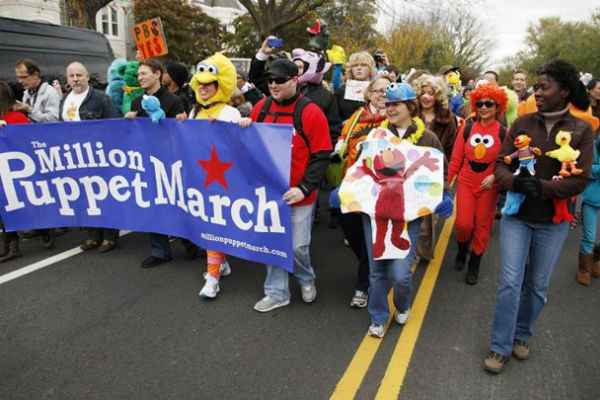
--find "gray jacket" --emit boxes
[22,82,61,122]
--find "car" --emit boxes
[0,16,115,96]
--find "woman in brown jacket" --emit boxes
[412,74,458,262]
[484,59,594,374]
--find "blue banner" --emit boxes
[0,119,294,270]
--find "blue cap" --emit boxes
[385,82,417,103]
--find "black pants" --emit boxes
[0,217,18,242]
[87,228,118,242]
[339,212,370,292]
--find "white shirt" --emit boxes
[188,104,241,123]
[62,87,89,121]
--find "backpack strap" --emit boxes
[462,119,474,141]
[256,96,273,123]
[498,124,507,143]
[292,96,313,151]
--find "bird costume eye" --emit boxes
[481,135,495,148]
[196,63,219,75]
[470,133,483,146]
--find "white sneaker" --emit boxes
[301,282,317,303]
[368,324,385,338]
[203,261,232,279]
[395,309,410,325]
[350,290,368,308]
[253,296,290,312]
[199,275,220,299]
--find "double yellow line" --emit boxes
[330,212,456,400]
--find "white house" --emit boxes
[192,0,245,32]
[0,0,61,24]
[95,0,134,59]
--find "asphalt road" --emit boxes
[1,204,599,400]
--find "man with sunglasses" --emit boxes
[240,59,332,312]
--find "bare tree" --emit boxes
[437,8,492,72]
[237,0,329,39]
[64,0,113,29]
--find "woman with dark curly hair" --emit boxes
[448,84,508,285]
[484,59,594,374]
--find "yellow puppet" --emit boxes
[190,52,237,120]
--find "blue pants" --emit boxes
[264,204,316,302]
[490,216,569,356]
[362,215,422,326]
[580,202,600,255]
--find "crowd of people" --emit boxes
[1,33,599,375]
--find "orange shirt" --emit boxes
[518,94,599,132]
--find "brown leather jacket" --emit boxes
[495,111,594,223]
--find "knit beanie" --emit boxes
[165,62,189,89]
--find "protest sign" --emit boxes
[344,79,370,102]
[132,17,168,59]
[339,127,444,260]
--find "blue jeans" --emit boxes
[580,202,599,255]
[362,215,422,326]
[264,203,315,302]
[150,233,172,259]
[490,216,569,356]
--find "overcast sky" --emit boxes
[377,0,598,68]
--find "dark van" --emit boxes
[0,16,115,91]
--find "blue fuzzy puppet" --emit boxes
[141,95,165,123]
[105,58,128,111]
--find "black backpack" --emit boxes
[256,95,313,150]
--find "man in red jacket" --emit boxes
[241,59,332,312]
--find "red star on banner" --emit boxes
[197,145,233,189]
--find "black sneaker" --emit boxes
[140,256,172,269]
[483,351,510,374]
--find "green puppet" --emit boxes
[118,61,144,114]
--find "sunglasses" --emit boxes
[476,100,496,109]
[267,77,291,85]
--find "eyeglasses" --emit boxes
[476,100,496,109]
[267,77,291,85]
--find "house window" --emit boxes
[111,7,118,36]
[100,6,119,37]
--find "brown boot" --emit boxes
[592,245,600,278]
[0,237,21,263]
[576,253,593,286]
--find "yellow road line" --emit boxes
[330,291,396,400]
[374,212,455,400]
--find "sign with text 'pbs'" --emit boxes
[132,17,168,60]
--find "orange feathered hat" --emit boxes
[470,84,508,116]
